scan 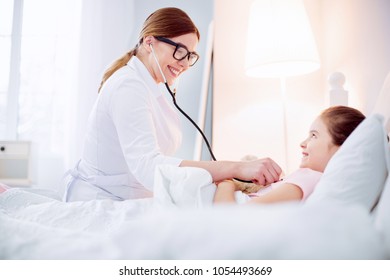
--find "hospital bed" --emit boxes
[0,71,389,260]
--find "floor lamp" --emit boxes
[245,0,320,172]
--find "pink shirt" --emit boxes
[249,168,322,200]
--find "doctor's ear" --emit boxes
[143,36,154,48]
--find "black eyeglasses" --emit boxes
[155,36,199,66]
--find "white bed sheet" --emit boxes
[0,165,387,260]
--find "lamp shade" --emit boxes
[245,0,320,77]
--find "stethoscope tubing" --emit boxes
[150,43,251,183]
[164,83,252,184]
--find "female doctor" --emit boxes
[61,7,282,202]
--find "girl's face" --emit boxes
[299,116,340,172]
[149,33,199,86]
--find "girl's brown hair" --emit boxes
[320,105,366,146]
[240,106,366,194]
[98,7,200,92]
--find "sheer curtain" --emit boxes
[66,0,135,170]
[1,0,135,188]
[2,0,82,187]
[31,0,135,188]
[0,0,15,137]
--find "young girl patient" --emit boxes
[214,106,366,204]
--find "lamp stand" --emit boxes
[280,77,289,173]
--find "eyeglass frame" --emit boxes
[154,36,200,66]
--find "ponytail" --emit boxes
[98,47,137,93]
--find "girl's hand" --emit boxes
[214,180,238,203]
[217,179,238,190]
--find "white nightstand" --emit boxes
[0,141,32,187]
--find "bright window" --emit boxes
[0,0,14,137]
[0,0,81,156]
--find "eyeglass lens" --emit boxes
[174,46,198,66]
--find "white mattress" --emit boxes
[0,166,387,259]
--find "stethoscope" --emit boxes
[150,43,251,183]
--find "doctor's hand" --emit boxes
[237,157,282,186]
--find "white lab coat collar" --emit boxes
[128,56,163,98]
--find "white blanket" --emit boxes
[153,165,217,208]
[0,166,387,259]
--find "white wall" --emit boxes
[213,0,390,174]
[320,0,390,112]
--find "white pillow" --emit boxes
[374,175,390,257]
[374,134,390,257]
[306,114,389,211]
